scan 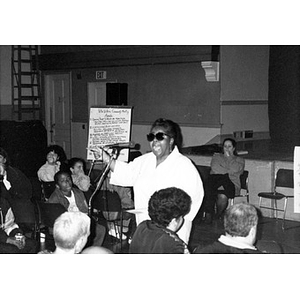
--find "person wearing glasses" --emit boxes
[94,118,204,244]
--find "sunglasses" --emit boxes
[146,132,170,142]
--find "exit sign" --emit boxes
[96,71,107,80]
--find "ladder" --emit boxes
[11,45,42,120]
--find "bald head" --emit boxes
[81,246,113,254]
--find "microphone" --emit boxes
[106,141,136,148]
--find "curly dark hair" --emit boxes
[150,118,183,151]
[148,187,191,227]
[224,203,258,237]
[68,157,87,173]
[45,144,67,163]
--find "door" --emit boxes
[87,81,115,110]
[45,73,71,158]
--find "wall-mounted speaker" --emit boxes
[106,83,128,106]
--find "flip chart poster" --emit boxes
[294,146,300,213]
[87,106,132,162]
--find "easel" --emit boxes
[87,149,125,252]
[86,106,133,252]
[87,150,115,217]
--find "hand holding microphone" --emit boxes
[88,146,111,163]
[88,141,135,163]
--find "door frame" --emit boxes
[44,72,72,151]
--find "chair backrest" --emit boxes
[37,202,67,228]
[196,165,211,184]
[41,181,56,200]
[240,170,249,191]
[93,190,122,212]
[10,198,39,239]
[275,169,293,189]
[12,199,36,224]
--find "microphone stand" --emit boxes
[87,160,96,178]
[88,149,116,217]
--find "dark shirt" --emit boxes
[0,166,33,224]
[0,166,32,205]
[194,240,262,254]
[48,187,88,213]
[0,196,38,253]
[129,220,189,254]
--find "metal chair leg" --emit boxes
[259,196,262,209]
[273,199,278,219]
[119,210,123,252]
[282,197,288,230]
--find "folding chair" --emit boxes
[93,190,129,244]
[11,198,40,240]
[258,168,293,230]
[36,202,67,229]
[35,202,67,251]
[229,170,249,206]
[40,181,56,201]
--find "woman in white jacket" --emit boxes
[93,118,204,244]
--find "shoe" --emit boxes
[108,227,127,240]
[204,213,213,224]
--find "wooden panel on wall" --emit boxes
[72,62,220,126]
[220,45,269,101]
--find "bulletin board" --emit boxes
[87,106,133,162]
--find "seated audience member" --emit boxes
[129,187,191,254]
[0,196,37,253]
[202,138,245,224]
[40,211,91,254]
[37,145,68,199]
[69,157,91,192]
[68,156,134,241]
[81,246,113,254]
[194,203,262,254]
[0,147,33,222]
[48,171,106,247]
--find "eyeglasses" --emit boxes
[146,132,170,142]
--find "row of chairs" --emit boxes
[235,168,294,230]
[15,167,295,250]
[21,177,131,251]
[197,165,294,230]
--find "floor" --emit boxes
[189,214,300,254]
[39,138,300,254]
[178,138,300,254]
[39,210,300,254]
[100,213,300,254]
